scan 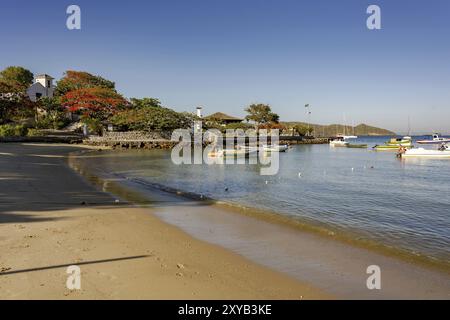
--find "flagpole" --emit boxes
[305,104,311,136]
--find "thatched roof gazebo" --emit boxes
[204,112,243,125]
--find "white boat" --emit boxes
[399,144,450,158]
[208,146,257,158]
[330,140,348,147]
[263,144,289,152]
[417,134,450,145]
[330,136,349,147]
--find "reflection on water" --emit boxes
[76,136,450,263]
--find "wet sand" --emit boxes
[69,148,450,300]
[0,143,326,299]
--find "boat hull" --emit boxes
[263,145,289,152]
[373,145,411,151]
[347,144,368,149]
[401,149,450,158]
[417,140,450,145]
[330,141,349,147]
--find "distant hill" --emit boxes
[282,122,396,137]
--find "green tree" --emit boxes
[0,66,34,91]
[244,103,279,128]
[130,97,162,109]
[35,97,69,129]
[0,78,34,124]
[55,71,116,96]
[111,100,193,133]
[293,124,309,136]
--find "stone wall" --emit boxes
[82,131,330,150]
[83,131,176,149]
[281,137,329,144]
[85,140,178,150]
[87,130,170,142]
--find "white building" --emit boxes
[27,74,54,102]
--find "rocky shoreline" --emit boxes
[0,130,330,149]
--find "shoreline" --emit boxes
[67,147,450,299]
[0,143,327,299]
[69,148,450,274]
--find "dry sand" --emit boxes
[0,143,326,299]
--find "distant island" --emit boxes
[282,122,396,137]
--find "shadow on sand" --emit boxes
[0,255,151,276]
[0,143,215,225]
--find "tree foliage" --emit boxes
[245,103,279,126]
[130,97,162,109]
[0,66,34,92]
[111,98,193,132]
[292,124,313,136]
[0,99,35,124]
[0,78,35,124]
[55,71,116,96]
[35,97,69,129]
[60,87,128,120]
[258,122,286,131]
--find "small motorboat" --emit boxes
[398,144,450,158]
[373,136,413,151]
[373,144,412,151]
[263,144,289,152]
[208,146,258,158]
[385,136,413,146]
[346,143,368,149]
[417,134,450,145]
[329,136,349,147]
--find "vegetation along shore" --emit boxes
[1,66,394,146]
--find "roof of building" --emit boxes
[205,112,243,121]
[35,74,54,79]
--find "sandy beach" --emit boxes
[68,147,450,299]
[0,143,326,299]
[1,143,449,300]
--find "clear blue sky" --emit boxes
[1,0,449,133]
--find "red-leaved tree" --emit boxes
[60,87,128,120]
[55,71,116,96]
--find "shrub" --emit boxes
[35,97,71,129]
[35,116,70,130]
[0,124,28,137]
[26,128,42,137]
[82,117,104,135]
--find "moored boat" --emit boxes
[329,136,349,147]
[373,136,413,151]
[346,143,368,149]
[373,144,412,151]
[417,133,450,145]
[208,146,257,158]
[398,144,450,158]
[263,144,289,152]
[385,136,413,146]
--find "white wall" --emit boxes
[27,83,54,102]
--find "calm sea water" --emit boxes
[82,136,450,263]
